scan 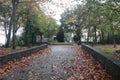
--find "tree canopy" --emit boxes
[0,0,58,49]
[60,0,120,46]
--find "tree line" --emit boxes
[60,0,120,47]
[0,0,58,49]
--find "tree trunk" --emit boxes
[94,26,97,45]
[32,33,34,46]
[24,23,28,46]
[76,26,81,45]
[5,14,13,48]
[24,5,30,46]
[24,19,30,46]
[87,26,90,44]
[3,13,8,39]
[100,29,105,44]
[112,28,116,48]
[40,34,43,42]
[12,0,18,49]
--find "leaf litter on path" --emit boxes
[0,48,51,79]
[65,46,112,80]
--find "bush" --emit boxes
[56,28,64,42]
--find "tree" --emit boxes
[40,16,58,39]
[21,3,58,45]
[0,1,12,48]
[60,0,120,46]
[0,0,57,49]
[56,28,64,42]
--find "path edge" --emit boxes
[81,43,120,80]
[0,44,48,66]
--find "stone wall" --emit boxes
[0,44,47,66]
[81,43,120,80]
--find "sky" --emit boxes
[0,27,23,45]
[0,0,83,45]
[41,0,83,25]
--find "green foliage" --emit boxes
[73,35,79,43]
[60,0,120,45]
[56,28,65,42]
[0,0,59,48]
[40,16,59,38]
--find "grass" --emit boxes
[95,47,116,55]
[94,45,118,55]
[49,41,73,45]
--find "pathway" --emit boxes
[1,45,112,80]
[2,45,76,80]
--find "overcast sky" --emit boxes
[41,0,83,24]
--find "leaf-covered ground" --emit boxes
[0,48,50,79]
[67,46,112,80]
[0,45,112,80]
[0,46,29,56]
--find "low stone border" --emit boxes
[49,43,73,45]
[81,43,120,80]
[0,44,47,66]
